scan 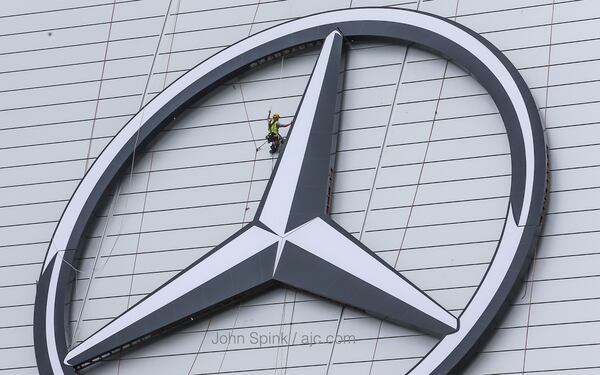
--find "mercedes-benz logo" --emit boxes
[34,8,546,375]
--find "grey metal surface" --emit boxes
[2,0,600,374]
[48,24,468,372]
[36,7,546,375]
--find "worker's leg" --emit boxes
[270,138,280,154]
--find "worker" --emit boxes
[266,110,292,154]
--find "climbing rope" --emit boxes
[362,1,440,373]
[215,305,243,374]
[274,289,291,372]
[68,0,119,346]
[82,0,118,174]
[185,318,215,375]
[70,177,123,345]
[521,1,554,372]
[113,0,178,372]
[186,2,262,373]
[239,81,261,225]
[281,290,297,375]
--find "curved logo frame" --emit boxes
[33,8,546,374]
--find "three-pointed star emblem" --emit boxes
[65,30,457,367]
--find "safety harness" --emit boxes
[267,118,280,142]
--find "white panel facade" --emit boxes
[0,0,599,374]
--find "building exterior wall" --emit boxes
[1,0,599,374]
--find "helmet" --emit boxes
[273,112,280,119]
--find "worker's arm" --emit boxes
[279,121,293,128]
